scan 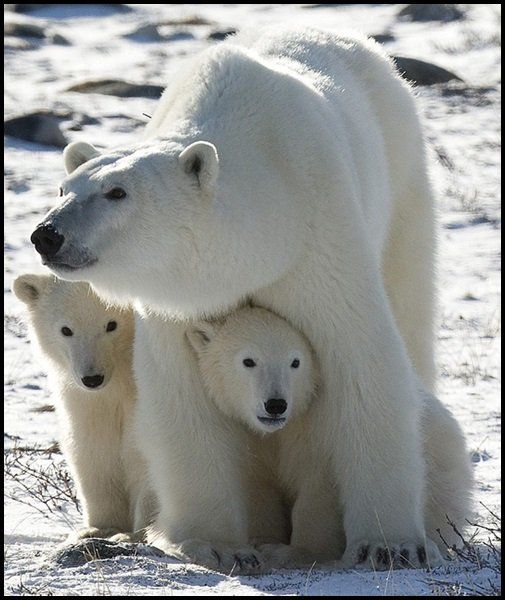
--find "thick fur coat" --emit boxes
[13,274,154,540]
[32,26,472,571]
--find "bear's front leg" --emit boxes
[326,326,444,570]
[258,263,444,571]
[134,316,262,573]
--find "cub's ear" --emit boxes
[178,141,219,194]
[12,274,51,306]
[63,141,100,174]
[185,322,216,354]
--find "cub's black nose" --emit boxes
[81,374,104,389]
[264,398,287,416]
[30,224,64,259]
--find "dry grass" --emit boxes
[4,443,81,522]
[428,505,501,596]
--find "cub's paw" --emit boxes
[256,543,316,569]
[341,538,443,570]
[109,529,148,543]
[67,527,123,543]
[171,538,263,575]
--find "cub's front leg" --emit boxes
[134,316,263,573]
[60,423,131,543]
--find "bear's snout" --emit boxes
[81,374,105,389]
[264,398,287,416]
[31,224,65,260]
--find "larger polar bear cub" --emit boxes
[13,274,155,541]
[31,26,472,571]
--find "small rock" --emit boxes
[208,28,237,41]
[124,23,164,42]
[22,383,42,390]
[30,404,56,413]
[52,539,165,567]
[66,79,164,99]
[158,16,213,26]
[371,32,395,44]
[49,31,71,45]
[4,20,46,38]
[4,111,68,147]
[398,4,465,23]
[393,56,463,86]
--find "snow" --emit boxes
[4,3,501,596]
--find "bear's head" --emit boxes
[186,306,318,434]
[30,137,303,318]
[13,273,134,392]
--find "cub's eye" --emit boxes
[58,187,63,197]
[243,358,256,368]
[105,187,126,201]
[61,326,73,337]
[291,358,300,369]
[106,320,117,332]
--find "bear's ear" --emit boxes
[12,274,51,307]
[63,141,101,174]
[178,141,219,194]
[186,322,216,354]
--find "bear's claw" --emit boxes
[342,538,443,570]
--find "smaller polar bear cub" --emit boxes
[187,306,318,434]
[13,274,154,542]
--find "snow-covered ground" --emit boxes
[4,4,501,596]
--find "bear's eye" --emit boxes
[61,326,73,337]
[58,187,63,197]
[106,320,117,332]
[291,358,300,369]
[243,358,256,368]
[105,187,126,201]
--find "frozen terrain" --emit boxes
[4,3,501,596]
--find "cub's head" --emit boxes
[13,273,134,392]
[187,306,317,434]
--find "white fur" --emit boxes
[186,306,317,435]
[13,274,155,541]
[37,26,472,570]
[187,306,317,549]
[189,307,473,568]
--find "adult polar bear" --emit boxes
[31,27,471,569]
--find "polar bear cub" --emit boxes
[186,306,318,435]
[187,305,318,551]
[13,273,154,541]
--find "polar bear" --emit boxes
[188,307,473,569]
[30,26,472,571]
[186,306,317,435]
[13,274,155,541]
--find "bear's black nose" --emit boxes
[81,374,104,389]
[264,398,287,416]
[30,224,64,259]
